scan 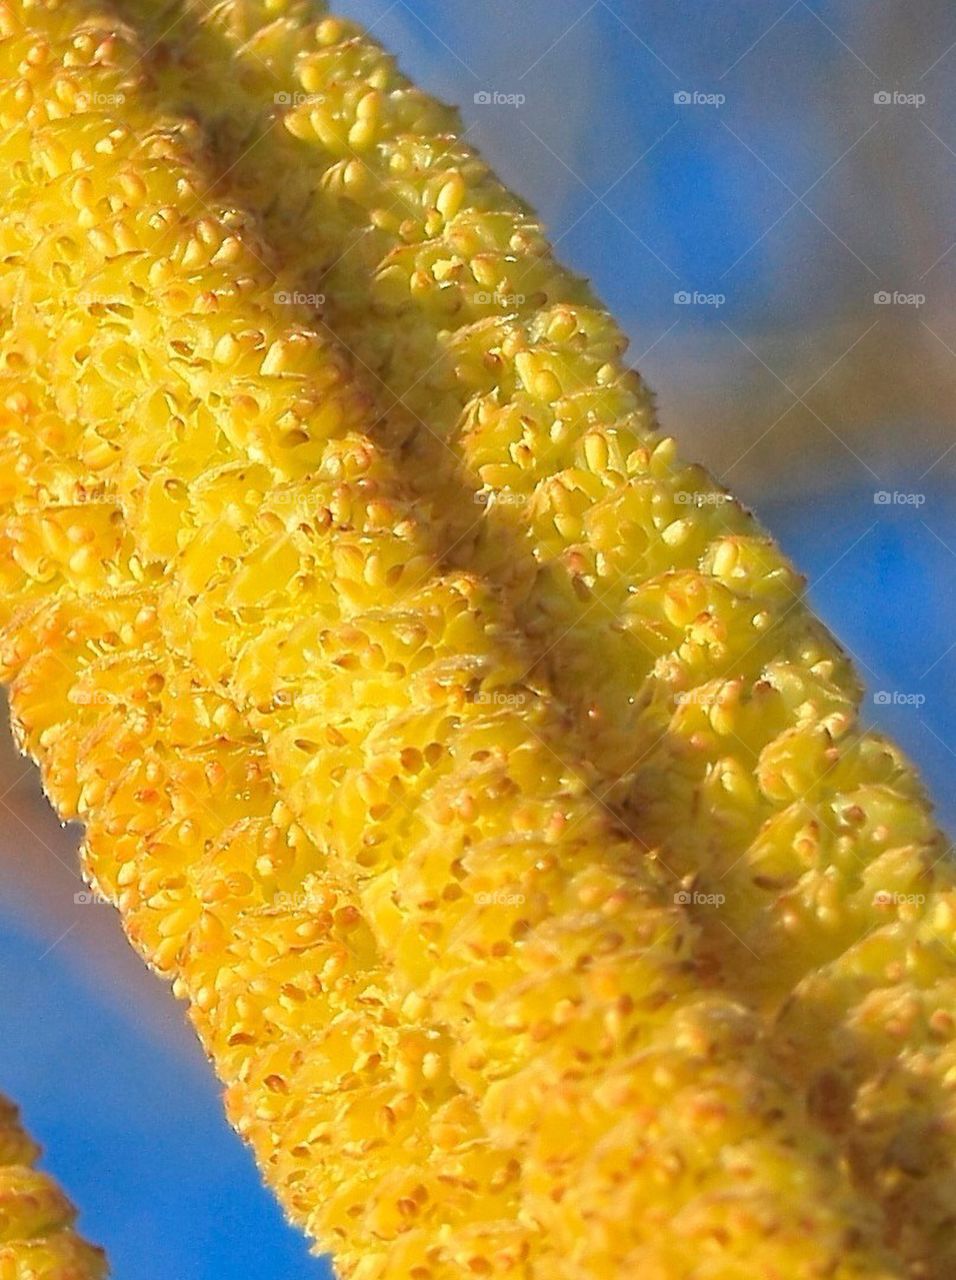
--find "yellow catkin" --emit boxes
[0,1094,107,1278]
[0,1,951,1278]
[97,1,956,1270]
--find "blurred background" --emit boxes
[1,2,954,1275]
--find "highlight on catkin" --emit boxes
[0,1,953,1277]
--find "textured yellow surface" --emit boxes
[0,1096,106,1278]
[0,0,953,1276]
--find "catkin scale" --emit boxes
[0,0,952,1277]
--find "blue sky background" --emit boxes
[1,3,954,1277]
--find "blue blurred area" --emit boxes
[0,2,954,1276]
[0,911,331,1279]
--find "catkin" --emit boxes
[0,0,952,1277]
[100,2,956,1269]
